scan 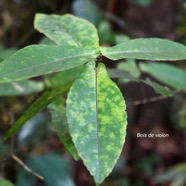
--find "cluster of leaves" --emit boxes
[1,12,186,185]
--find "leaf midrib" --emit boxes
[95,66,101,181]
[103,50,186,56]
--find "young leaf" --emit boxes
[101,38,186,61]
[67,61,127,184]
[0,45,99,83]
[4,84,71,140]
[140,62,186,91]
[34,13,99,49]
[0,80,44,96]
[49,99,79,160]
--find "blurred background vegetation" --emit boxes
[0,0,186,185]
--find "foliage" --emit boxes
[16,153,75,186]
[48,99,79,160]
[1,12,186,185]
[155,163,186,186]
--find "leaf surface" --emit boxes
[49,99,79,160]
[34,13,99,49]
[101,38,186,61]
[117,59,141,78]
[0,45,99,83]
[67,61,127,184]
[140,62,186,90]
[50,65,84,87]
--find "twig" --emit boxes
[11,154,44,180]
[127,95,169,106]
[127,90,180,106]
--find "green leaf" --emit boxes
[16,170,36,186]
[101,38,186,61]
[140,62,186,91]
[4,84,71,140]
[155,163,186,184]
[98,20,115,44]
[107,68,138,82]
[143,78,173,96]
[0,80,44,96]
[16,153,75,186]
[72,0,101,25]
[0,178,14,186]
[0,45,99,83]
[39,37,56,45]
[34,13,99,49]
[117,59,141,78]
[50,65,84,87]
[67,61,127,184]
[49,99,79,160]
[114,34,130,45]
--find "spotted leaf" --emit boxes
[101,38,186,61]
[67,61,127,184]
[0,45,99,83]
[34,13,99,49]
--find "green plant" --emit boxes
[1,13,186,185]
[155,163,186,186]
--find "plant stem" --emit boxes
[11,154,44,180]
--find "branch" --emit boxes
[11,154,44,180]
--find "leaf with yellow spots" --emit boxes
[0,45,99,83]
[66,61,127,184]
[34,13,99,50]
